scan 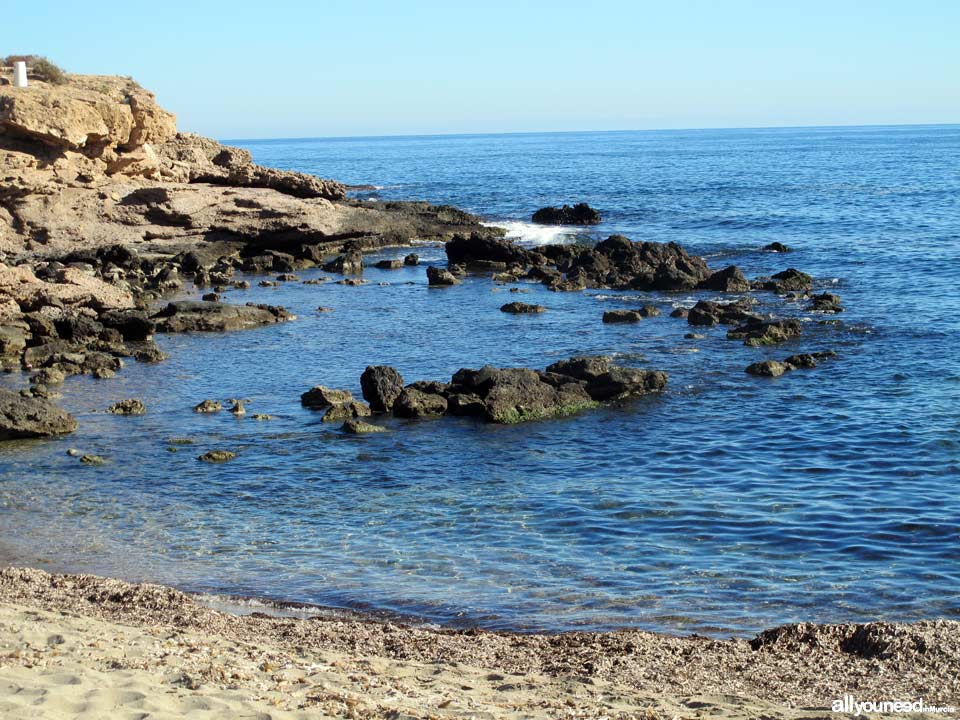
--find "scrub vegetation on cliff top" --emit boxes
[2,54,67,84]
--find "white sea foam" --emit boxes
[483,220,581,247]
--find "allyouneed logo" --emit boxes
[832,695,956,716]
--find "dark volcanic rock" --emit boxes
[699,265,751,292]
[637,305,661,317]
[687,299,760,327]
[762,242,791,252]
[445,233,532,266]
[531,203,601,225]
[807,292,844,313]
[747,350,837,377]
[0,388,78,440]
[151,301,293,333]
[360,365,405,412]
[500,302,545,314]
[426,266,461,286]
[728,318,802,346]
[559,235,712,292]
[784,350,838,369]
[403,253,420,266]
[763,268,813,294]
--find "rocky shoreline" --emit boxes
[0,70,851,442]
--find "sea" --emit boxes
[1,125,958,635]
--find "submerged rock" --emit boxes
[342,418,387,433]
[0,388,78,440]
[603,309,643,323]
[360,365,405,412]
[106,398,146,415]
[728,318,802,346]
[746,360,790,377]
[747,350,837,377]
[193,399,222,413]
[784,350,838,369]
[531,203,601,225]
[79,454,107,465]
[500,302,545,314]
[762,241,791,252]
[197,450,236,463]
[152,301,293,333]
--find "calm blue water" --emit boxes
[1,126,959,635]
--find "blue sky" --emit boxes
[5,1,958,139]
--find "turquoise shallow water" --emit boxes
[1,126,958,635]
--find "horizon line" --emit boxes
[221,121,959,144]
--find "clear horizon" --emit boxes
[6,0,959,138]
[223,121,960,144]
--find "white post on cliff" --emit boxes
[13,61,28,88]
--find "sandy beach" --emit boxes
[0,567,957,719]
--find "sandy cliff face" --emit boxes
[0,71,486,260]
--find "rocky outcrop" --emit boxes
[687,299,760,327]
[446,233,532,267]
[106,398,145,415]
[531,203,601,225]
[360,365,405,412]
[369,356,667,425]
[699,265,750,292]
[151,301,293,333]
[807,292,843,313]
[393,385,449,418]
[301,386,353,409]
[0,388,77,439]
[1,74,498,262]
[728,318,802,346]
[746,351,837,377]
[762,268,813,294]
[426,266,460,286]
[443,233,713,293]
[156,132,344,199]
[322,400,372,423]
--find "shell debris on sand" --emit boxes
[0,568,957,719]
